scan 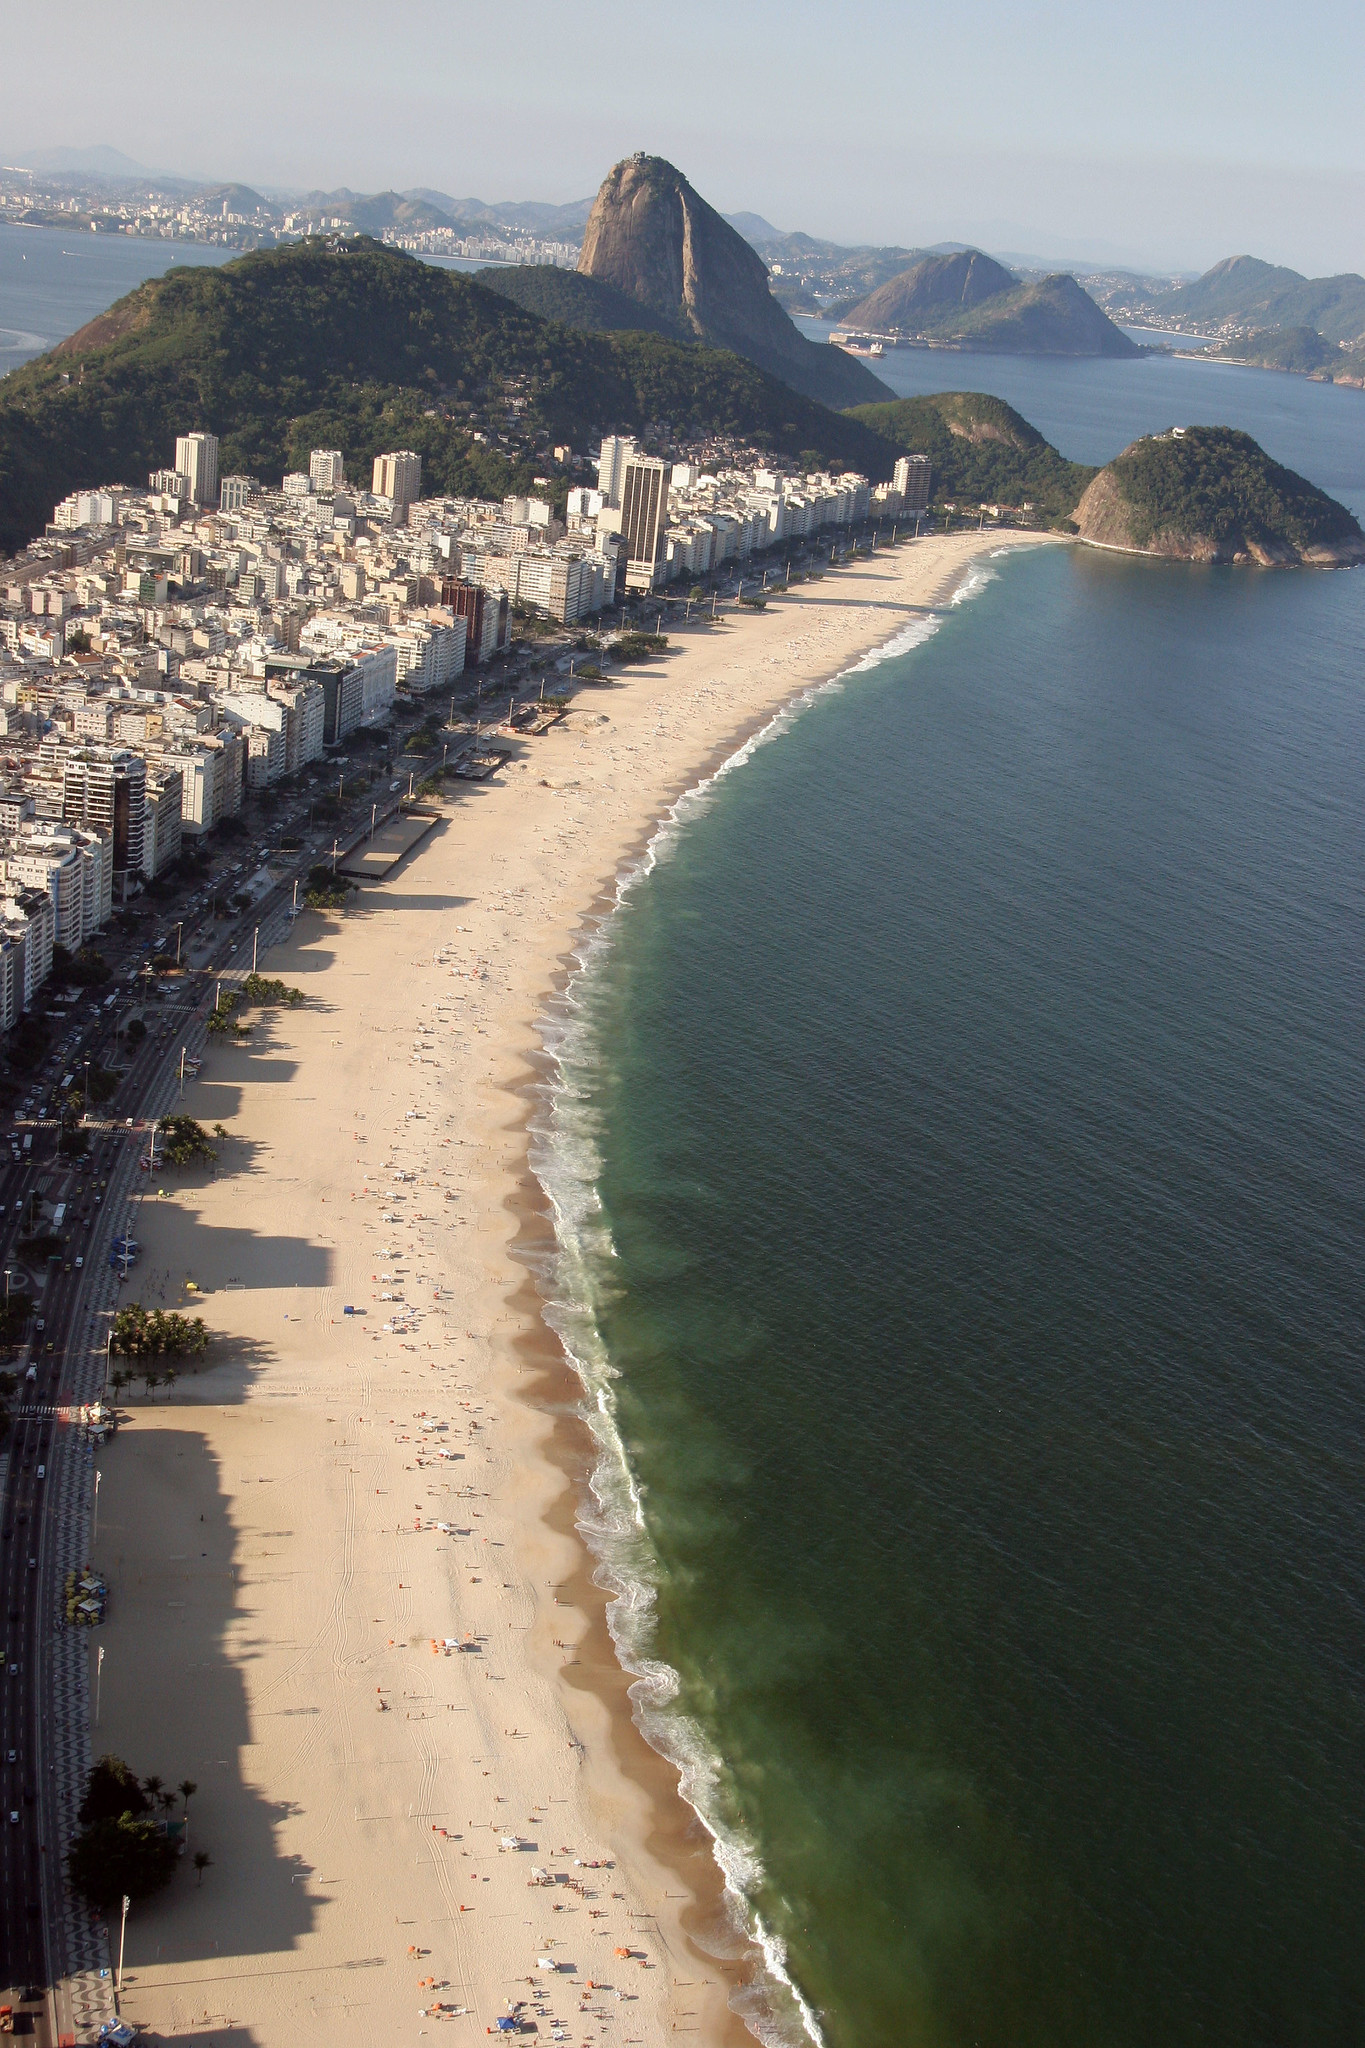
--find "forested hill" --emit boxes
[849,392,1097,520]
[1149,256,1365,346]
[0,237,899,554]
[475,264,690,340]
[1072,426,1365,565]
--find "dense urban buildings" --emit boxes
[0,424,921,1031]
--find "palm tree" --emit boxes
[142,1369,160,1401]
[193,1851,212,1885]
[161,1365,179,1399]
[143,1774,164,1803]
[179,1779,197,1816]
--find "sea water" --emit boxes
[535,365,1365,2046]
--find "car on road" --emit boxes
[5,1749,14,1764]
[8,1810,17,1825]
[75,1255,83,1267]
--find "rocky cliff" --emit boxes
[577,154,890,408]
[848,260,1136,357]
[1072,426,1365,565]
[845,250,1015,331]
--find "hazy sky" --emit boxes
[4,0,1364,275]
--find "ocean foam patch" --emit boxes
[527,594,961,2047]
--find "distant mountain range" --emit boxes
[1148,255,1365,347]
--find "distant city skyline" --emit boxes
[2,0,1363,277]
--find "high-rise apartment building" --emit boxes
[893,454,932,511]
[310,449,345,492]
[620,457,669,591]
[218,475,253,513]
[61,747,146,897]
[597,435,637,509]
[371,450,422,522]
[175,432,219,508]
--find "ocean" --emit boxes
[534,358,1365,2046]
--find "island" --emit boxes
[1070,425,1365,565]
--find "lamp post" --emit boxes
[370,802,377,840]
[252,926,259,974]
[116,1892,129,2007]
[95,1643,105,1725]
[93,1467,102,1545]
[174,921,183,965]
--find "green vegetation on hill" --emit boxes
[1208,325,1365,386]
[848,392,1096,521]
[0,237,896,554]
[476,264,688,340]
[932,274,1138,357]
[1075,426,1363,562]
[1151,256,1365,346]
[1211,326,1338,374]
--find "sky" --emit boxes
[3,0,1364,277]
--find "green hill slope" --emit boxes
[1151,256,1365,345]
[475,264,689,340]
[935,274,1138,356]
[1073,425,1364,564]
[847,392,1096,520]
[0,237,899,555]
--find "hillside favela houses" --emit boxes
[0,428,928,1027]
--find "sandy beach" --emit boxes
[88,529,1056,2048]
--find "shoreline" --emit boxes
[85,528,1055,2048]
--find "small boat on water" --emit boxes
[830,332,886,358]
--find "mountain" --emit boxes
[0,236,899,556]
[297,188,461,235]
[846,260,1137,357]
[1150,256,1365,345]
[847,391,1096,523]
[475,265,688,340]
[724,212,784,247]
[1071,426,1365,565]
[411,192,595,236]
[576,154,891,409]
[198,183,271,217]
[844,250,1016,330]
[25,144,157,179]
[935,273,1139,356]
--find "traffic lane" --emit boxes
[0,1405,48,1997]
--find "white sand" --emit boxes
[89,532,1056,2046]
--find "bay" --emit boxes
[547,407,1365,2044]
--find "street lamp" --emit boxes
[116,1892,129,2007]
[174,921,183,966]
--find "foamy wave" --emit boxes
[950,560,999,605]
[528,599,954,2046]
